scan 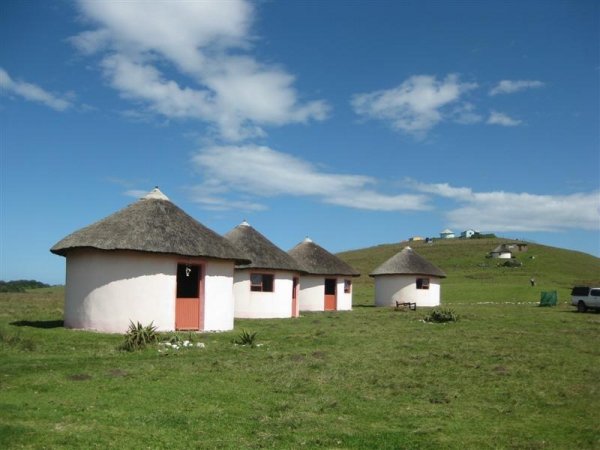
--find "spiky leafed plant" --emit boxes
[119,321,158,351]
[233,329,258,347]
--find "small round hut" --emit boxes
[370,246,446,307]
[288,238,360,311]
[224,221,303,319]
[50,188,248,333]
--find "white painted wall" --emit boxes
[297,276,353,311]
[64,250,177,333]
[298,275,325,311]
[374,275,441,307]
[203,260,235,331]
[63,249,235,333]
[232,270,295,318]
[336,279,353,311]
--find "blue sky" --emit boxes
[1,0,598,285]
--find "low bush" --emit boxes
[423,308,459,323]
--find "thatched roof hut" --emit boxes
[288,238,359,312]
[51,188,247,263]
[51,188,246,333]
[224,221,301,271]
[224,221,302,319]
[288,238,360,277]
[371,246,445,308]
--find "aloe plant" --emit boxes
[233,329,258,347]
[119,321,158,351]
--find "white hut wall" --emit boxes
[64,250,177,333]
[374,275,441,307]
[297,275,326,311]
[232,270,295,318]
[336,278,353,311]
[202,260,235,331]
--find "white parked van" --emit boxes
[571,286,600,312]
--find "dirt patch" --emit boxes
[108,369,128,378]
[68,373,92,381]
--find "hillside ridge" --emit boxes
[337,238,600,305]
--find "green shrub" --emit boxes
[423,308,459,323]
[119,321,158,351]
[233,329,258,347]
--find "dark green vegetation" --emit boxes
[0,280,50,293]
[1,240,599,449]
[119,321,159,352]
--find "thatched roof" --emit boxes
[51,188,249,263]
[369,246,446,278]
[288,238,360,277]
[224,221,302,271]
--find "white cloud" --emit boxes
[411,181,600,232]
[487,111,522,126]
[72,0,328,141]
[190,145,429,211]
[351,74,478,136]
[0,67,72,111]
[490,80,545,96]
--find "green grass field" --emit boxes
[1,239,599,449]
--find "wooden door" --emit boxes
[324,278,337,311]
[175,263,203,330]
[292,277,299,317]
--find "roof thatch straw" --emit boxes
[288,238,360,277]
[369,246,446,278]
[224,221,303,271]
[50,188,249,263]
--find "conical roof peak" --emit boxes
[143,187,169,201]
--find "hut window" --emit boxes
[250,273,274,292]
[416,278,430,290]
[344,279,352,293]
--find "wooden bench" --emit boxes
[395,301,417,311]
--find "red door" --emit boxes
[324,278,337,311]
[175,263,203,330]
[292,277,299,317]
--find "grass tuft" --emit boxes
[423,308,459,323]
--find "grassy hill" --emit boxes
[338,238,600,306]
[1,246,599,448]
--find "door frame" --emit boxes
[175,261,205,331]
[292,276,300,317]
[324,277,337,311]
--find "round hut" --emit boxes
[224,221,303,319]
[288,238,360,311]
[370,246,446,307]
[50,188,248,333]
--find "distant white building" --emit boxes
[461,229,477,239]
[440,229,455,239]
[489,244,513,259]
